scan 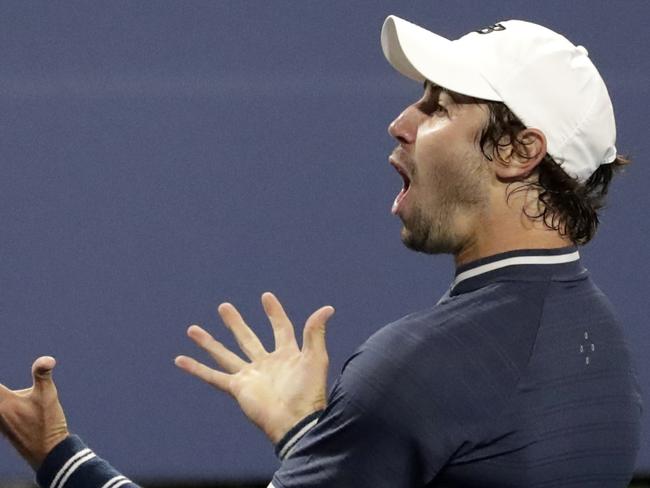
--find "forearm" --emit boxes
[37,435,139,488]
[33,410,322,488]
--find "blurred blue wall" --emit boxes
[1,0,648,481]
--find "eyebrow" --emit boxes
[424,79,476,105]
[423,80,451,106]
[423,80,443,98]
[423,80,439,92]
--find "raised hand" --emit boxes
[0,357,69,469]
[175,292,335,444]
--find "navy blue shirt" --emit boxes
[272,247,643,487]
[36,247,643,488]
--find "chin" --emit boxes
[400,225,459,255]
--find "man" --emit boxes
[0,15,642,488]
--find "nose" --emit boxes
[388,105,420,145]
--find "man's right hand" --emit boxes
[0,356,69,470]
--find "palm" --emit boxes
[175,292,334,443]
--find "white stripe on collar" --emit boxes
[452,250,580,289]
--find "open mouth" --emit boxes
[390,162,411,215]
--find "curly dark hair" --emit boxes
[478,101,629,245]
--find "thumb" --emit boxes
[302,306,335,355]
[31,356,57,394]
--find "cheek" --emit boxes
[413,121,465,182]
[415,118,449,149]
[412,121,449,174]
[413,122,488,202]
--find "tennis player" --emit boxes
[0,15,643,488]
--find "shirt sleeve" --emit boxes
[271,331,462,488]
[271,378,420,487]
[36,435,139,488]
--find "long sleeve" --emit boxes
[36,435,139,488]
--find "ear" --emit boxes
[491,128,547,180]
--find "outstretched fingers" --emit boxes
[174,356,232,394]
[302,306,335,357]
[186,325,247,373]
[217,303,267,360]
[261,292,299,351]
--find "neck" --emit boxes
[453,186,573,268]
[454,230,572,268]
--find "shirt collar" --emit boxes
[450,246,582,296]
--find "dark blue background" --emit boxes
[1,0,648,481]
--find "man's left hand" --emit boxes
[175,292,335,444]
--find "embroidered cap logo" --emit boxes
[476,23,506,34]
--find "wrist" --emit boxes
[268,401,325,444]
[31,431,70,471]
[273,410,323,460]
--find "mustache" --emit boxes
[390,147,415,174]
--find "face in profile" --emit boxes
[388,82,492,255]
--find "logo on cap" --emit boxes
[476,23,506,34]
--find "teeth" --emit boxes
[392,195,399,214]
[390,161,411,215]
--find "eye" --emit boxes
[433,104,448,116]
[417,92,448,117]
[419,99,447,116]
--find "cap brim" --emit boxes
[381,15,501,101]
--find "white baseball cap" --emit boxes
[381,16,617,182]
